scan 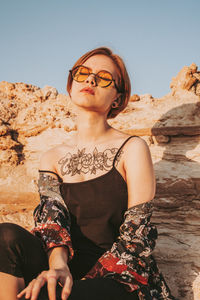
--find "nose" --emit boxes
[85,74,97,86]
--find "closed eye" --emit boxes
[97,76,112,82]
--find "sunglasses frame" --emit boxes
[69,65,120,92]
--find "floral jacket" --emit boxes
[32,172,176,300]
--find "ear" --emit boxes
[112,97,122,108]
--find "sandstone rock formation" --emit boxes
[170,63,200,96]
[0,63,200,299]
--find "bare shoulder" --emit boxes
[122,136,153,172]
[124,136,150,157]
[128,135,147,146]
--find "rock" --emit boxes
[152,135,170,144]
[139,93,154,101]
[0,81,15,93]
[130,94,140,102]
[170,63,200,94]
[41,85,58,100]
[190,63,198,74]
[194,73,200,81]
[0,125,7,135]
[195,83,200,96]
[109,90,200,137]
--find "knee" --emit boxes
[0,223,24,247]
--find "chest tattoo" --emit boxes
[58,147,123,176]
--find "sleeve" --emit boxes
[84,202,175,299]
[31,172,74,261]
[84,202,157,291]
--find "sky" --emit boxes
[0,0,200,98]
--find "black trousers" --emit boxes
[0,223,139,300]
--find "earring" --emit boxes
[112,101,118,108]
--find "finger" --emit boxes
[47,275,58,300]
[17,280,36,298]
[25,280,38,299]
[17,288,27,298]
[30,277,46,300]
[61,276,73,300]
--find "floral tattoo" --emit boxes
[58,147,123,176]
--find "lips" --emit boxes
[80,87,95,95]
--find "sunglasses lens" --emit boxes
[72,66,90,82]
[71,67,114,88]
[97,71,113,87]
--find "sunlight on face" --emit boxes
[70,55,120,116]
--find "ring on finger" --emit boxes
[48,275,57,280]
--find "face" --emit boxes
[69,55,120,116]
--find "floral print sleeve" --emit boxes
[85,202,175,300]
[31,172,74,261]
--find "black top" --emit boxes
[40,136,134,257]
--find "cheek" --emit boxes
[99,86,117,101]
[105,88,118,103]
[70,81,80,98]
[100,90,118,109]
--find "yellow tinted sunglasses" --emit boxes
[69,65,120,92]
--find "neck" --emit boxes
[75,110,111,147]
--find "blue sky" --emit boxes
[0,0,200,98]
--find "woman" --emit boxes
[0,47,175,300]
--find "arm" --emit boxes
[31,171,73,260]
[124,137,156,208]
[31,149,74,260]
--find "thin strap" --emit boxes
[112,136,136,167]
[39,170,63,183]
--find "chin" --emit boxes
[74,101,103,114]
[71,95,96,107]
